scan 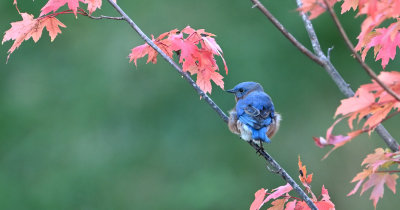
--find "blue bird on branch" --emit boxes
[227,82,281,146]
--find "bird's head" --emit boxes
[226,81,264,100]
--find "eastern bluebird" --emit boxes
[227,81,281,145]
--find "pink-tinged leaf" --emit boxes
[315,201,335,210]
[284,200,296,210]
[313,118,349,148]
[2,13,66,62]
[128,26,227,94]
[250,189,267,210]
[294,201,309,209]
[129,43,153,66]
[40,16,67,42]
[341,0,358,14]
[263,183,293,204]
[361,173,398,208]
[364,22,400,69]
[86,0,101,15]
[335,88,375,117]
[363,103,394,129]
[348,179,364,196]
[40,0,85,16]
[201,36,228,74]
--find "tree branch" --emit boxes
[322,0,400,102]
[250,0,324,67]
[105,0,317,209]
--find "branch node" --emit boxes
[251,4,258,8]
[327,46,334,60]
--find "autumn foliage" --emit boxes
[250,157,335,210]
[3,0,113,62]
[3,0,400,209]
[348,148,400,208]
[129,26,228,94]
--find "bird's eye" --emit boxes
[239,88,244,93]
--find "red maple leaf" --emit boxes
[128,26,228,94]
[40,0,85,16]
[2,13,66,62]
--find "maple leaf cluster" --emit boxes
[300,0,400,69]
[3,0,111,62]
[129,26,228,94]
[348,148,400,208]
[314,71,400,157]
[250,157,335,210]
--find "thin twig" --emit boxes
[293,0,400,152]
[322,0,400,102]
[250,0,324,67]
[78,8,123,20]
[85,14,124,20]
[105,0,318,209]
[376,170,400,173]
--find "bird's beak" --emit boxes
[226,88,235,93]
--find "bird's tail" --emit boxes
[252,127,270,143]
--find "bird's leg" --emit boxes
[255,140,264,156]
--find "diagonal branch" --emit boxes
[105,0,317,209]
[322,0,400,102]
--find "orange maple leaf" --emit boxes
[267,198,287,210]
[2,13,66,62]
[298,156,313,186]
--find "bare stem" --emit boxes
[322,0,400,102]
[78,8,123,20]
[105,0,317,209]
[376,170,400,173]
[250,0,324,66]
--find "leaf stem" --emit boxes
[105,0,317,209]
[376,170,400,173]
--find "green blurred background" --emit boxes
[1,0,399,209]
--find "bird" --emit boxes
[227,81,281,145]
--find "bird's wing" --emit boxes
[237,92,274,130]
